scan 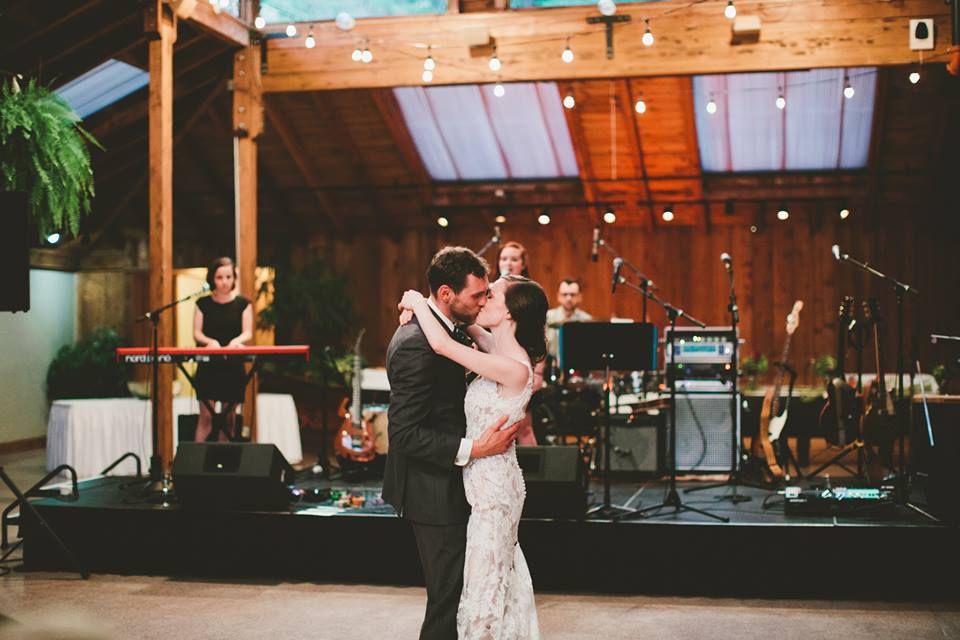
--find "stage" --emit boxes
[19,472,959,601]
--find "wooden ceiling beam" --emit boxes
[179,0,250,47]
[560,81,599,224]
[259,0,950,91]
[264,100,343,232]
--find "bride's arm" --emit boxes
[465,325,494,353]
[401,290,528,390]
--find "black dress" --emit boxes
[195,295,250,403]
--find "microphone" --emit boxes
[720,252,732,271]
[591,226,600,262]
[493,225,501,246]
[611,257,623,294]
[193,282,211,297]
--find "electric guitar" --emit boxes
[334,330,377,463]
[754,300,803,479]
[820,296,861,445]
[860,299,896,479]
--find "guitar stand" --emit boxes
[808,440,867,479]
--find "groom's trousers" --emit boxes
[411,520,468,640]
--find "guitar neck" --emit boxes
[770,333,794,414]
[351,354,362,426]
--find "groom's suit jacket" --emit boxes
[382,313,471,525]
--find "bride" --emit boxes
[399,274,548,640]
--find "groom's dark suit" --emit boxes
[383,312,470,640]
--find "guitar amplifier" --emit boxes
[673,393,739,472]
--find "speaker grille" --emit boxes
[673,393,739,472]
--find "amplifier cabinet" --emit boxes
[672,392,740,472]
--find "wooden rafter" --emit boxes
[559,81,597,223]
[264,100,343,232]
[259,0,951,92]
[181,0,250,47]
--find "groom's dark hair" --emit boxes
[427,246,489,294]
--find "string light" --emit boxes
[642,19,654,47]
[285,24,297,37]
[495,214,507,223]
[597,0,617,16]
[662,205,674,222]
[489,47,502,72]
[423,49,436,72]
[634,98,646,114]
[437,216,449,228]
[775,89,786,110]
[538,211,551,225]
[493,82,505,98]
[304,27,316,49]
[562,38,574,63]
[839,208,851,220]
[724,0,736,19]
[777,205,789,220]
[351,47,362,62]
[706,96,718,114]
[254,15,266,29]
[422,69,433,82]
[909,71,920,84]
[603,209,616,224]
[563,94,575,109]
[361,47,373,64]
[843,76,855,99]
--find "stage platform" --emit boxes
[19,473,960,600]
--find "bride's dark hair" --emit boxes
[502,275,549,364]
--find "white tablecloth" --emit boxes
[46,393,303,478]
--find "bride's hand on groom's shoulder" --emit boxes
[399,289,425,311]
[471,416,522,459]
[398,309,413,325]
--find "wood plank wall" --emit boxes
[330,211,959,387]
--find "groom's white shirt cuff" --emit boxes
[427,297,474,466]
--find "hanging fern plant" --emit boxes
[0,76,102,238]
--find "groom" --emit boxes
[383,246,522,640]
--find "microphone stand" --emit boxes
[833,249,937,522]
[614,279,728,523]
[685,262,771,502]
[136,288,207,495]
[475,225,501,258]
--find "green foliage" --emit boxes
[812,354,836,379]
[0,77,102,238]
[258,257,357,382]
[46,327,131,400]
[740,353,769,377]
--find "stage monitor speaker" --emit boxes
[0,192,30,312]
[173,443,295,511]
[517,445,585,519]
[604,417,661,473]
[673,393,739,472]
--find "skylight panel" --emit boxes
[56,60,148,120]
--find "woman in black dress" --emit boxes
[192,257,253,442]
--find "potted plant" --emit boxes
[0,75,101,238]
[46,327,131,400]
[740,353,769,391]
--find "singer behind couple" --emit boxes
[383,246,549,640]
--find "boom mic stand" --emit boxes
[686,255,771,503]
[614,280,728,523]
[832,246,937,522]
[475,225,501,258]
[136,285,209,495]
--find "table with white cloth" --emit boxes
[46,393,303,479]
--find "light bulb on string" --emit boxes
[489,47,502,72]
[909,71,920,84]
[706,97,718,115]
[634,98,646,114]
[285,24,297,37]
[777,205,789,220]
[603,209,616,224]
[423,49,436,71]
[839,208,851,220]
[562,38,574,63]
[724,0,736,19]
[437,216,449,228]
[661,205,674,222]
[642,20,654,47]
[775,91,786,110]
[254,15,266,29]
[422,69,433,82]
[843,77,854,99]
[563,94,575,109]
[495,214,507,224]
[351,47,362,62]
[538,211,551,225]
[493,82,505,98]
[361,47,373,64]
[597,0,617,16]
[304,27,316,49]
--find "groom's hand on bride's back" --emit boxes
[471,416,522,459]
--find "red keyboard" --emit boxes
[116,345,309,364]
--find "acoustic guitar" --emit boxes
[334,330,377,463]
[754,300,803,480]
[819,296,861,446]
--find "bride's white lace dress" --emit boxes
[458,359,539,640]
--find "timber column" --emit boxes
[233,43,263,440]
[146,1,177,471]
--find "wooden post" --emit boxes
[233,43,262,441]
[147,2,177,470]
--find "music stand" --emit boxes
[614,286,729,523]
[560,321,657,519]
